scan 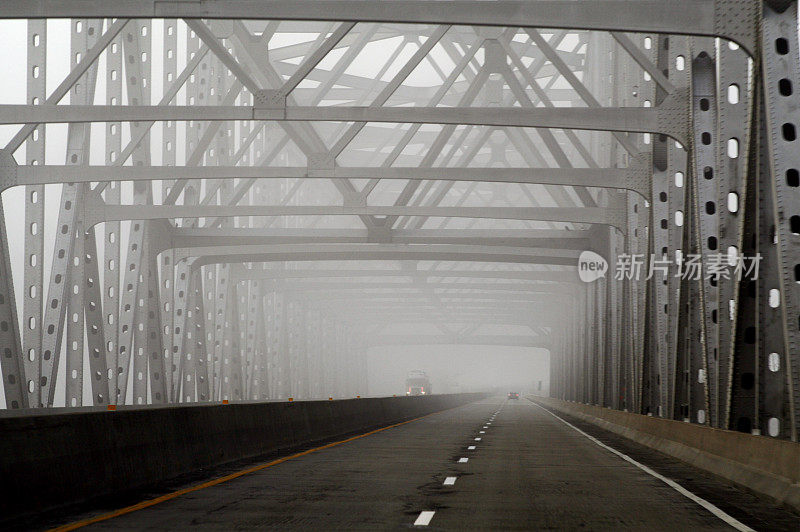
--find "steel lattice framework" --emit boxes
[0,0,798,442]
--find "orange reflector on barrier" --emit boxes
[107,405,116,411]
[329,397,333,400]
[288,397,293,402]
[222,399,229,405]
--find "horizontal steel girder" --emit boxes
[357,314,553,325]
[0,101,689,144]
[310,299,568,312]
[230,267,577,283]
[86,204,627,235]
[309,303,570,321]
[274,281,575,293]
[290,291,570,302]
[0,155,652,199]
[367,334,552,349]
[184,244,582,268]
[166,227,595,250]
[0,1,757,55]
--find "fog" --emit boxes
[367,345,549,397]
[0,18,590,409]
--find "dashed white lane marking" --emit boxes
[458,457,469,463]
[414,511,436,526]
[468,445,476,450]
[474,437,482,441]
[529,401,755,532]
[479,430,485,434]
[443,477,457,486]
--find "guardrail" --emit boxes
[0,393,486,521]
[531,396,800,512]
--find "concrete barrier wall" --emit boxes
[532,396,800,512]
[0,394,485,520]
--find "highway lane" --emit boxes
[62,395,798,530]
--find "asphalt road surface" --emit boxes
[59,395,798,530]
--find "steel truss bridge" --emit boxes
[0,0,798,443]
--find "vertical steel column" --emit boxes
[731,103,760,433]
[650,33,673,418]
[229,280,245,400]
[607,227,621,408]
[262,286,274,399]
[298,302,310,399]
[668,36,691,421]
[0,193,25,409]
[179,268,201,402]
[173,24,205,400]
[685,173,709,424]
[690,40,721,426]
[144,242,166,403]
[172,247,194,399]
[253,282,270,400]
[755,94,789,438]
[22,19,46,408]
[65,19,97,408]
[130,226,151,405]
[270,287,282,399]
[195,268,212,402]
[717,40,752,428]
[83,223,109,405]
[287,298,299,398]
[160,18,178,400]
[216,266,231,399]
[41,18,99,406]
[596,276,607,406]
[761,1,800,441]
[322,315,334,398]
[116,20,152,405]
[244,280,258,399]
[277,290,290,398]
[103,23,123,404]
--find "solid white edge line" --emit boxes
[414,510,436,526]
[444,477,457,486]
[528,401,755,532]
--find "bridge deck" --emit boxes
[47,397,799,530]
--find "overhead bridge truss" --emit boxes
[0,0,798,443]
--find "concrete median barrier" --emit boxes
[0,393,486,521]
[531,396,800,512]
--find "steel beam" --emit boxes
[0,1,759,56]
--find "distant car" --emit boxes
[508,392,520,400]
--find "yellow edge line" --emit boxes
[50,412,437,531]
